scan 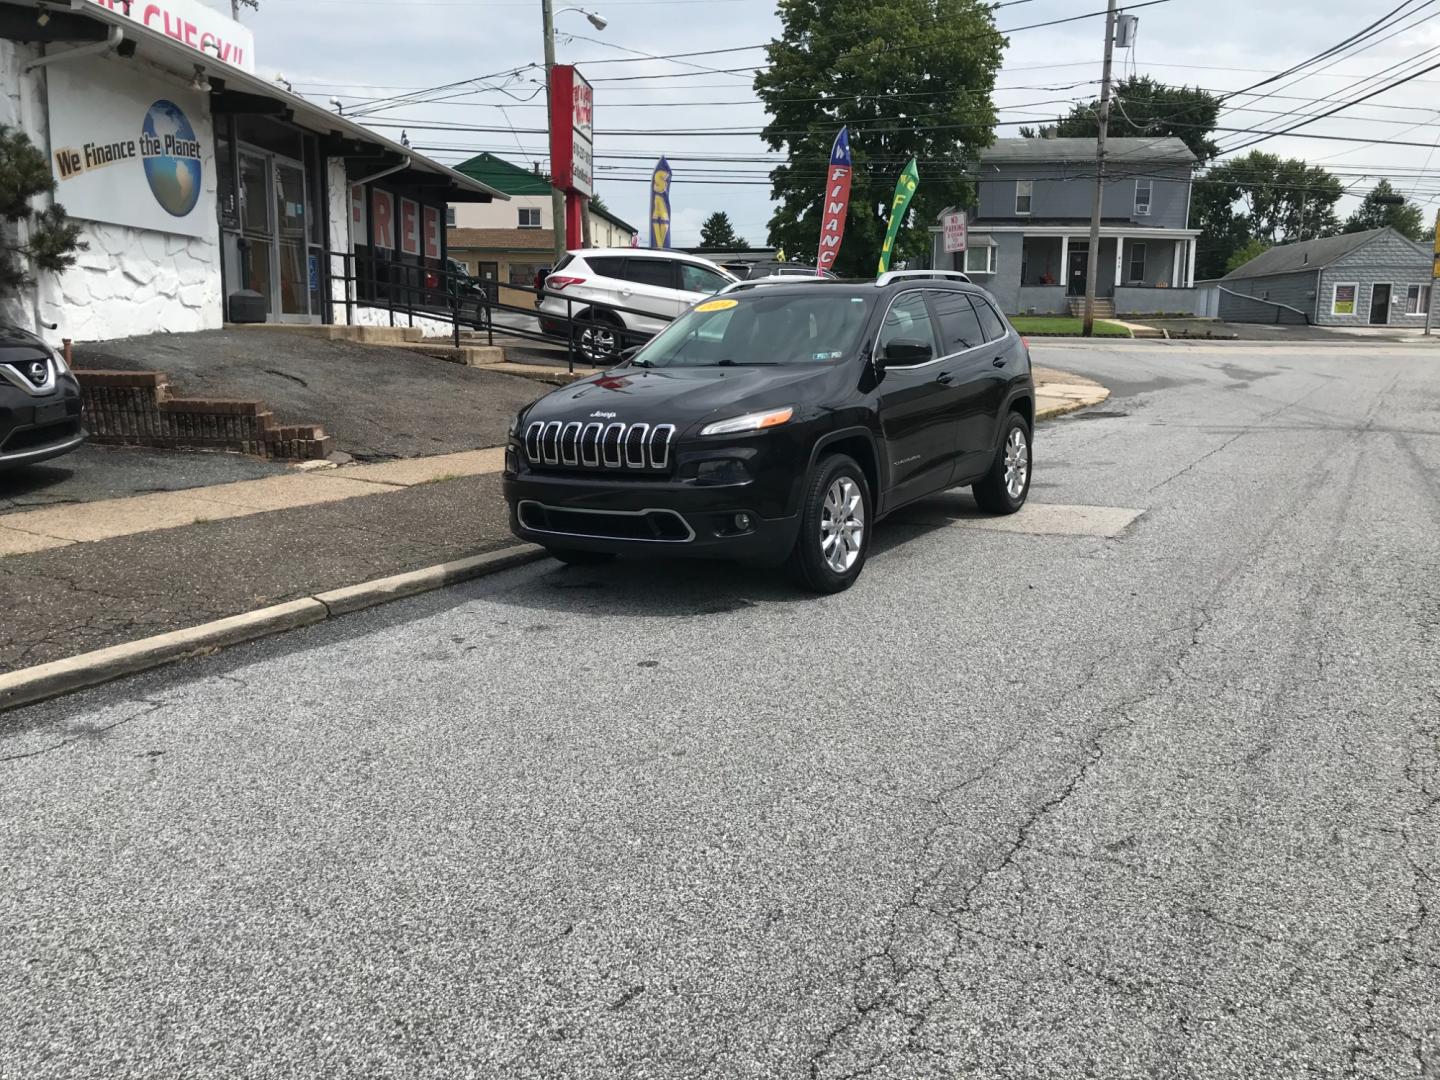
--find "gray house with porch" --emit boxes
[930,137,1203,316]
[1216,227,1437,327]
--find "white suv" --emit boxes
[537,249,737,362]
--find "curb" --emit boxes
[0,544,546,714]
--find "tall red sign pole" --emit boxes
[548,65,594,252]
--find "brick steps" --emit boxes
[77,371,332,461]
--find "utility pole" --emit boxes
[1082,0,1118,337]
[542,0,567,264]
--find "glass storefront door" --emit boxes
[236,146,318,323]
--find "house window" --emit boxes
[518,207,542,229]
[964,245,996,274]
[445,206,456,228]
[1015,180,1032,216]
[1135,179,1152,216]
[1128,242,1146,282]
[1405,283,1432,314]
[1332,282,1358,316]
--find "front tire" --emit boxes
[788,453,871,593]
[546,547,616,566]
[972,412,1031,515]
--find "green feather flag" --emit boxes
[877,158,920,275]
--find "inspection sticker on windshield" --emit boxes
[695,298,739,312]
[813,350,843,360]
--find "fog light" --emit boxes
[734,513,752,531]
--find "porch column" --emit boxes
[1113,235,1124,290]
[1186,238,1197,287]
[1171,241,1182,288]
[1059,234,1069,289]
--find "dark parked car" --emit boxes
[0,327,84,470]
[503,273,1034,592]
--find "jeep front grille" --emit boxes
[525,421,676,472]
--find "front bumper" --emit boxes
[504,470,801,564]
[0,380,84,469]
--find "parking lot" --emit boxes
[2,340,1437,1078]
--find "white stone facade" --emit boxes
[0,42,223,344]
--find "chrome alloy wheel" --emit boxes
[579,323,618,362]
[1004,426,1030,500]
[820,476,865,574]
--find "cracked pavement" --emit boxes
[1,340,1437,1078]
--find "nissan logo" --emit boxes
[27,361,45,384]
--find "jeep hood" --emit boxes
[524,365,830,428]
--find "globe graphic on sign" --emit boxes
[141,100,202,218]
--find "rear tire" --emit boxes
[577,315,623,365]
[546,548,616,566]
[972,412,1031,515]
[787,453,871,593]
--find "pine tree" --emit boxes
[0,125,85,294]
[698,211,747,250]
[1343,180,1426,241]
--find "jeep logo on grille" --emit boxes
[26,361,46,386]
[590,411,617,419]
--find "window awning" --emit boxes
[2,0,508,203]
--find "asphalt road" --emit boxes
[2,340,1438,1079]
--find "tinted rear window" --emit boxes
[585,256,625,277]
[930,290,986,352]
[622,258,675,288]
[970,295,1008,342]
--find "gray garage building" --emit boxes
[1217,227,1437,327]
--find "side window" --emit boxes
[1015,180,1033,215]
[622,258,676,289]
[969,295,1008,342]
[586,256,625,278]
[875,292,939,367]
[930,290,986,353]
[679,263,730,294]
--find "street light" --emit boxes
[542,3,605,262]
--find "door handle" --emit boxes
[936,371,954,385]
[992,356,1007,368]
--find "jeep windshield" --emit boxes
[628,292,872,368]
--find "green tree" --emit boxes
[754,0,1004,276]
[0,125,84,294]
[1224,237,1271,274]
[1343,179,1426,241]
[1056,77,1222,163]
[698,211,747,249]
[1018,124,1057,139]
[1191,151,1343,279]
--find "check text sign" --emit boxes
[85,0,255,73]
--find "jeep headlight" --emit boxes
[699,406,794,437]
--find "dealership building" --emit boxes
[0,0,506,344]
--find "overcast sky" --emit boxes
[217,0,1440,246]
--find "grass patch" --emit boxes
[1009,316,1132,338]
[417,472,463,485]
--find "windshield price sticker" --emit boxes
[695,298,739,312]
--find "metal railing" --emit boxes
[326,254,680,373]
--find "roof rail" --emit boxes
[875,270,971,287]
[719,275,834,294]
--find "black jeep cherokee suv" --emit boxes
[503,275,1034,592]
[0,326,84,470]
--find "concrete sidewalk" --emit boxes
[0,366,1106,676]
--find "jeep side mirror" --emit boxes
[881,339,934,366]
